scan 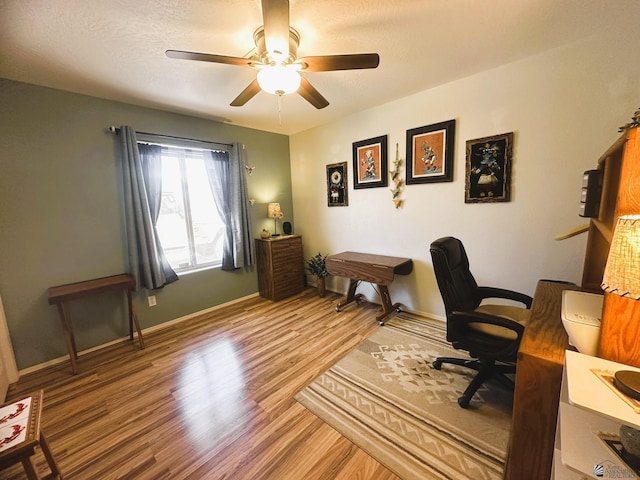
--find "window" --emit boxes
[153,145,225,272]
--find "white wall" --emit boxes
[290,28,640,319]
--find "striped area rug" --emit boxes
[295,313,513,480]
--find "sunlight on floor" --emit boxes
[176,337,248,451]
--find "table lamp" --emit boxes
[268,203,283,236]
[601,214,640,399]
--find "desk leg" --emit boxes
[335,280,363,312]
[375,285,402,325]
[56,303,78,375]
[126,289,145,350]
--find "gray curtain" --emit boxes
[120,126,178,289]
[205,143,255,270]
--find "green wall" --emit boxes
[0,78,292,370]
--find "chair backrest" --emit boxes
[429,237,481,314]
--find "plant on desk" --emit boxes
[306,253,329,297]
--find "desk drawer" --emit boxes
[326,258,395,285]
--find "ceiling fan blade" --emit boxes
[297,53,380,72]
[298,77,329,109]
[230,79,262,107]
[166,49,255,67]
[262,0,290,58]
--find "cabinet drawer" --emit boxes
[271,239,302,256]
[274,269,303,287]
[273,260,303,275]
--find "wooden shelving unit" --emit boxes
[581,134,625,292]
[581,126,640,366]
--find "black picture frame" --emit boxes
[406,119,456,184]
[352,135,388,189]
[465,132,513,203]
[327,162,348,206]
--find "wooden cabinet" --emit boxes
[255,235,304,301]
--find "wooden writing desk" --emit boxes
[48,274,144,374]
[503,280,577,480]
[325,251,413,325]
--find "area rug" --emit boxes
[294,313,513,480]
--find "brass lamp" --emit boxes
[268,203,283,236]
[601,214,640,399]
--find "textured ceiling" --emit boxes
[1,0,639,135]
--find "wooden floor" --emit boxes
[3,289,402,480]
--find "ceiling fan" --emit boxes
[165,0,380,109]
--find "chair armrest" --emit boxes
[477,286,533,309]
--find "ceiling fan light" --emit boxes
[257,66,301,96]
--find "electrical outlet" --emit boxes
[148,295,157,307]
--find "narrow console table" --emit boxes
[48,274,144,374]
[325,251,413,325]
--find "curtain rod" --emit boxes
[108,126,233,148]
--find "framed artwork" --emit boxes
[465,132,513,203]
[406,119,455,184]
[326,162,348,206]
[352,135,388,189]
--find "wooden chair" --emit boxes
[0,389,62,479]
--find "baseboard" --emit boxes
[17,292,260,377]
[17,290,443,377]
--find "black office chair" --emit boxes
[429,236,533,408]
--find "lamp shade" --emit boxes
[601,214,640,299]
[257,66,301,95]
[268,203,283,219]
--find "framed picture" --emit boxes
[465,132,513,203]
[352,135,388,189]
[406,119,455,184]
[326,162,348,206]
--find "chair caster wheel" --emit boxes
[379,321,385,326]
[432,360,442,370]
[458,396,471,409]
